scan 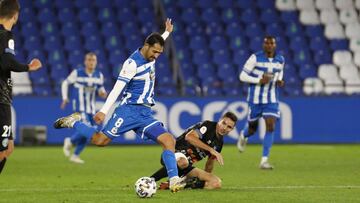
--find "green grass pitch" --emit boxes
[1,145,360,202]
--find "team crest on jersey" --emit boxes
[200,126,207,134]
[2,138,8,147]
[8,39,14,50]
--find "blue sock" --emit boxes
[161,150,178,179]
[73,121,97,139]
[74,136,88,156]
[70,132,81,145]
[262,131,274,157]
[243,123,251,138]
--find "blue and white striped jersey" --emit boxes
[62,68,105,114]
[242,51,285,104]
[117,49,156,106]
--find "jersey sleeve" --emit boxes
[0,33,28,72]
[242,54,257,74]
[61,70,77,101]
[193,121,210,139]
[278,56,285,81]
[117,59,137,84]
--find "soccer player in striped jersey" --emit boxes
[54,19,186,192]
[60,52,107,164]
[237,36,285,170]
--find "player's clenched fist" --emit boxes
[93,112,106,124]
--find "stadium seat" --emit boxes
[11,72,32,95]
[78,8,97,23]
[201,8,221,24]
[345,22,360,39]
[221,8,239,24]
[330,39,349,51]
[58,8,76,23]
[315,0,335,10]
[306,25,324,38]
[350,38,360,52]
[335,0,354,10]
[81,22,100,37]
[296,0,314,10]
[339,65,360,94]
[260,8,279,24]
[333,50,353,67]
[324,23,346,39]
[241,8,258,23]
[303,77,324,95]
[320,9,339,25]
[354,51,360,67]
[37,8,56,23]
[280,11,299,23]
[299,9,320,25]
[55,0,74,9]
[314,50,332,65]
[98,8,116,23]
[318,64,344,94]
[276,0,296,11]
[339,9,358,25]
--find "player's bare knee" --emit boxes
[266,124,275,132]
[0,151,6,160]
[157,133,175,151]
[177,157,189,169]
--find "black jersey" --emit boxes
[175,120,223,164]
[0,25,28,105]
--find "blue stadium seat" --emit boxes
[34,0,52,9]
[58,8,76,23]
[37,8,56,23]
[257,0,275,9]
[19,8,36,23]
[193,49,211,65]
[94,0,113,8]
[64,35,82,52]
[125,35,142,52]
[48,50,66,67]
[78,8,96,23]
[210,36,228,51]
[285,22,304,38]
[197,0,216,9]
[213,50,231,65]
[241,8,259,23]
[223,86,242,96]
[81,22,100,37]
[293,49,312,66]
[109,50,127,68]
[217,0,233,8]
[266,23,284,36]
[226,22,244,37]
[104,35,123,52]
[280,11,298,23]
[75,0,92,8]
[290,36,309,51]
[137,8,156,24]
[330,39,349,51]
[313,50,332,66]
[68,50,85,69]
[157,86,178,96]
[221,8,240,24]
[229,35,249,51]
[189,35,208,50]
[206,22,224,35]
[121,22,140,37]
[98,8,116,23]
[61,22,80,37]
[24,36,42,51]
[245,23,263,37]
[44,35,62,52]
[135,0,154,9]
[33,85,53,96]
[310,36,329,52]
[236,0,256,9]
[140,21,156,36]
[113,0,132,9]
[181,8,200,24]
[260,8,279,24]
[233,49,250,66]
[40,22,60,37]
[306,25,324,38]
[249,36,263,52]
[299,63,317,79]
[177,0,193,9]
[206,87,223,96]
[55,0,74,9]
[117,7,136,23]
[201,8,221,24]
[21,22,39,38]
[101,22,120,38]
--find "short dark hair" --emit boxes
[145,32,165,47]
[0,0,20,19]
[222,111,238,123]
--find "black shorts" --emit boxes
[160,156,195,177]
[0,104,12,151]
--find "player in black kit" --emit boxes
[0,0,42,174]
[150,112,238,189]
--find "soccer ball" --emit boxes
[134,177,157,198]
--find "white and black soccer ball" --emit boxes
[134,177,157,198]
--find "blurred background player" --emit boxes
[0,0,42,173]
[150,112,238,190]
[60,52,107,164]
[237,36,285,170]
[54,19,186,192]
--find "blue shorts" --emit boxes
[102,104,168,141]
[247,103,280,122]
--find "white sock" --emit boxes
[261,156,268,164]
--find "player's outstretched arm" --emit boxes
[185,130,224,165]
[204,156,215,173]
[161,18,173,40]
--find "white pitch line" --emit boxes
[1,186,360,192]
